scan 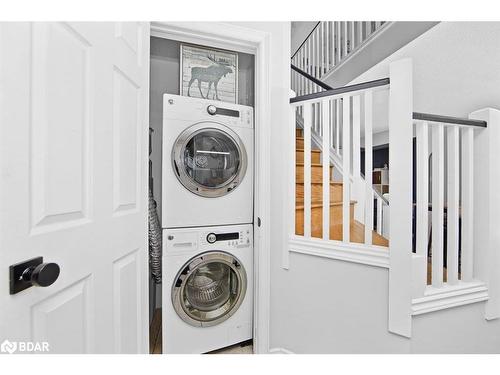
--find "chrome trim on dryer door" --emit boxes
[171,122,248,198]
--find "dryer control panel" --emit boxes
[163,94,254,129]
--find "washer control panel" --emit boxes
[200,227,252,248]
[165,224,253,254]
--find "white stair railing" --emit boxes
[412,113,488,292]
[291,21,387,84]
[290,77,390,247]
[291,66,390,237]
[289,57,500,338]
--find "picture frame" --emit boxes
[180,43,238,104]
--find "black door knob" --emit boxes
[22,262,60,287]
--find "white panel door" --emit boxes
[0,22,150,354]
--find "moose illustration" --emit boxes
[187,54,235,101]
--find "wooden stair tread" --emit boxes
[296,200,357,209]
[298,220,389,247]
[296,181,342,186]
[296,148,321,153]
[296,162,328,167]
[350,220,389,247]
[295,129,389,248]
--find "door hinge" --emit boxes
[257,217,261,227]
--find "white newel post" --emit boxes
[469,108,500,320]
[388,59,413,337]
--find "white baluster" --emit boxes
[431,124,445,287]
[303,104,312,238]
[336,21,341,64]
[307,39,311,94]
[325,22,329,72]
[335,98,340,154]
[311,31,316,86]
[322,100,330,240]
[447,126,460,285]
[353,95,362,223]
[364,91,374,245]
[376,196,383,235]
[358,21,363,46]
[298,50,302,96]
[416,121,429,287]
[461,127,474,281]
[342,96,351,243]
[330,99,334,151]
[316,26,320,80]
[319,23,324,77]
[343,21,348,57]
[350,21,355,50]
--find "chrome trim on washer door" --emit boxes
[171,251,247,327]
[172,122,248,198]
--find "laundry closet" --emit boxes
[148,35,255,353]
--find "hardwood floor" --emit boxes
[150,308,162,354]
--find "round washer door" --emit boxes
[171,251,247,327]
[171,122,247,198]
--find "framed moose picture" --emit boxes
[180,44,238,104]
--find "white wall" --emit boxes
[412,303,500,353]
[271,255,409,353]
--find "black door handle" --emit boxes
[22,262,60,287]
[9,257,60,294]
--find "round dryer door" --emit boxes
[171,252,247,327]
[172,122,247,198]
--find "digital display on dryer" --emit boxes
[215,107,240,117]
[216,232,239,241]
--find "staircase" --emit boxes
[294,128,388,246]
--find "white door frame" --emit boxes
[150,22,272,354]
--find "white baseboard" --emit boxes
[412,281,489,316]
[269,347,294,354]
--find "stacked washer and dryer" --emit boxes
[161,94,254,354]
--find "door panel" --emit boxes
[0,22,150,354]
[115,22,140,56]
[112,66,141,214]
[31,276,92,354]
[31,23,92,232]
[113,249,141,354]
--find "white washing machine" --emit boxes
[162,94,254,228]
[162,224,253,354]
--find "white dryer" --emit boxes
[162,224,253,354]
[162,94,254,228]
